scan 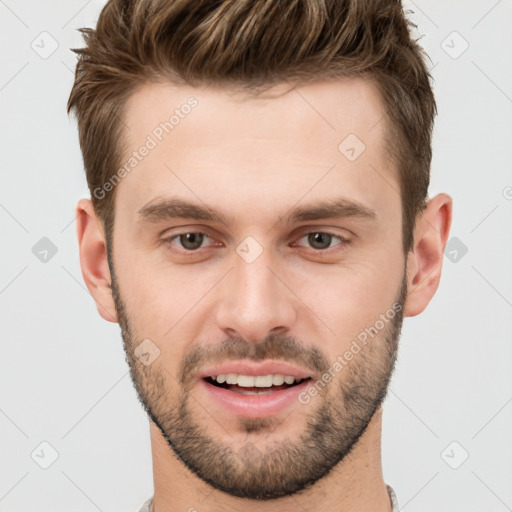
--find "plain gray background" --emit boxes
[1,1,511,510]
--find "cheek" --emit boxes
[115,255,214,343]
[293,257,403,344]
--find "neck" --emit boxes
[149,406,392,512]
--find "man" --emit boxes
[68,0,452,510]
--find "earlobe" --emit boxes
[404,193,453,317]
[76,199,118,323]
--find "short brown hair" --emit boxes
[67,0,436,253]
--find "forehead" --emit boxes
[123,77,387,150]
[117,77,397,227]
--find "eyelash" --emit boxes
[162,230,349,254]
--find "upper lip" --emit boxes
[198,360,313,381]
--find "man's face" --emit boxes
[109,78,407,499]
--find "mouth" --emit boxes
[203,374,312,395]
[198,364,315,418]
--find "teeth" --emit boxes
[226,373,238,385]
[255,375,272,387]
[210,374,304,387]
[272,375,284,386]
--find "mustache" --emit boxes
[178,333,331,387]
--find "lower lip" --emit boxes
[199,378,311,418]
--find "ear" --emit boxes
[76,198,118,323]
[404,193,453,317]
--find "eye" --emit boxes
[294,231,348,251]
[162,230,349,255]
[164,232,214,251]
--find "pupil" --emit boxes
[181,233,203,250]
[308,232,331,249]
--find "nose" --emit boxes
[215,249,297,343]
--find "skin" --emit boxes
[76,78,452,511]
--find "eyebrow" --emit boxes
[137,196,377,227]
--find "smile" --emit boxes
[205,374,309,395]
[200,375,313,418]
